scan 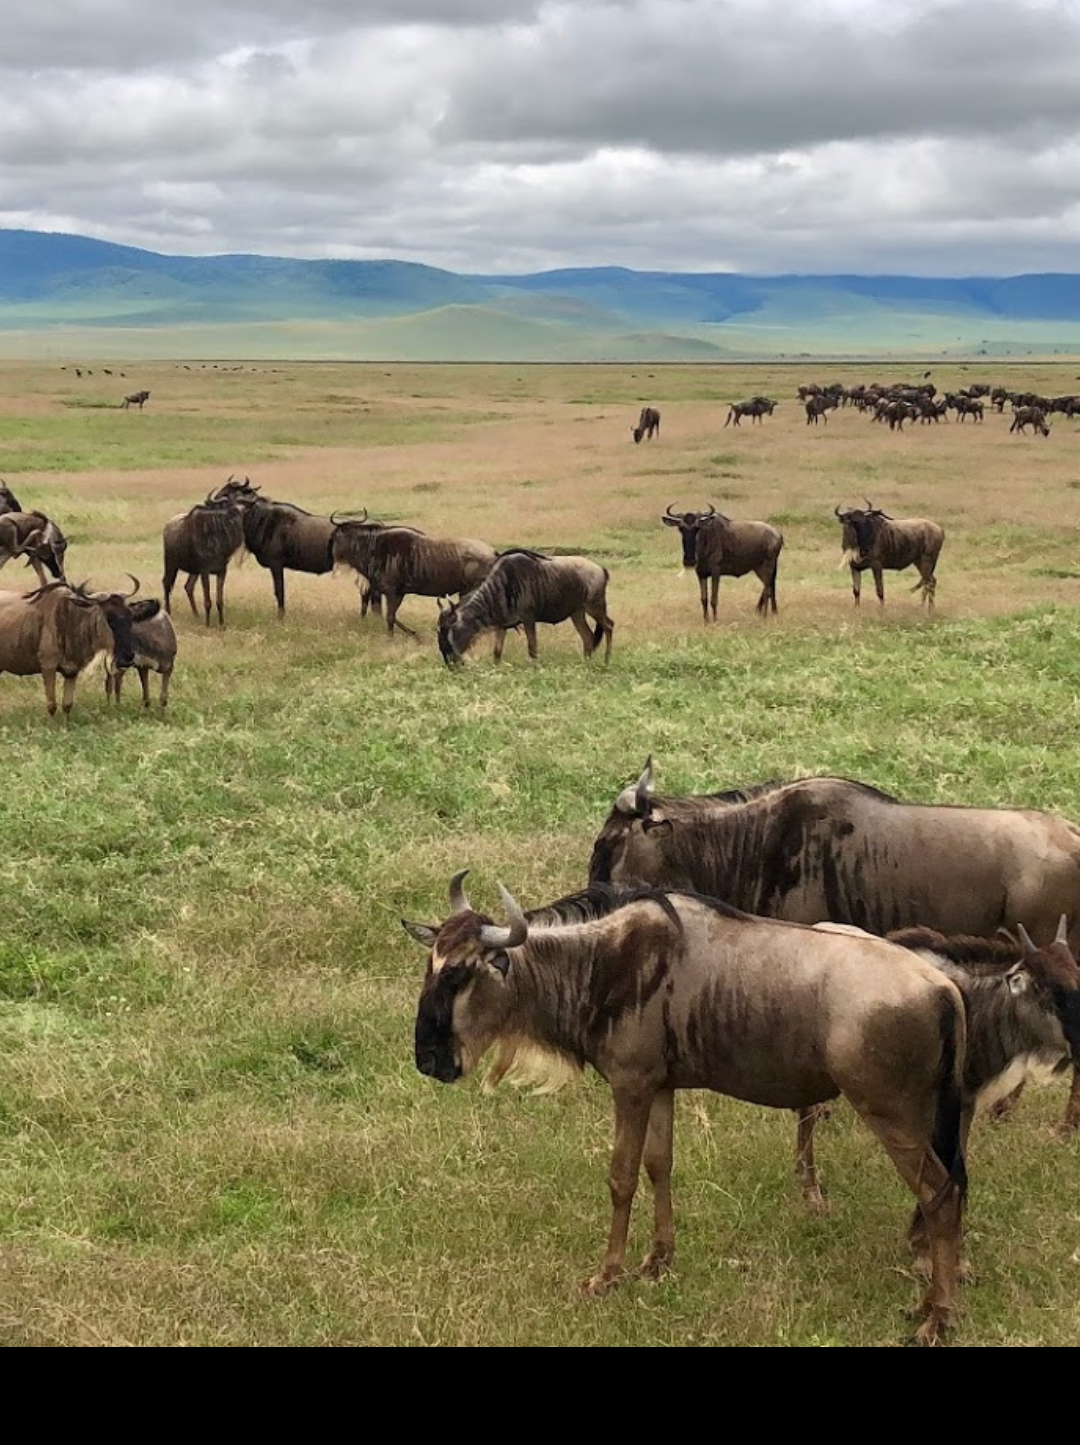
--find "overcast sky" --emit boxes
[3,0,1080,275]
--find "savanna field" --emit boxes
[5,357,1080,1346]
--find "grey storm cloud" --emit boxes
[1,0,1079,275]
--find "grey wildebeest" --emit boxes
[162,487,247,627]
[0,511,68,587]
[1010,406,1051,437]
[331,513,495,638]
[122,390,150,410]
[724,397,777,427]
[631,407,661,443]
[835,500,944,608]
[212,480,336,618]
[0,577,139,716]
[662,503,782,619]
[105,599,177,709]
[436,549,613,664]
[589,758,1080,1132]
[405,873,967,1345]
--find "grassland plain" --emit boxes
[3,359,1080,1346]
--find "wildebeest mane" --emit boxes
[526,882,687,931]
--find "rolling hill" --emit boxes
[2,229,1080,359]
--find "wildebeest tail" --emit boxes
[930,991,968,1205]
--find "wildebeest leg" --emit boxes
[60,672,78,717]
[872,566,885,605]
[795,1106,828,1213]
[199,574,212,627]
[492,628,507,662]
[710,575,720,622]
[183,574,199,619]
[214,572,226,628]
[754,562,777,617]
[909,1108,973,1283]
[570,609,595,658]
[851,565,861,606]
[42,668,59,717]
[1059,1066,1080,1137]
[522,620,539,659]
[698,572,710,623]
[385,593,418,639]
[158,666,172,710]
[639,1089,675,1279]
[271,565,286,617]
[582,1088,653,1296]
[105,670,116,703]
[137,666,151,709]
[163,565,177,615]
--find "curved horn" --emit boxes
[665,503,679,518]
[478,883,529,951]
[123,574,140,599]
[448,869,471,915]
[864,497,875,512]
[1016,923,1039,958]
[703,503,716,518]
[635,755,654,816]
[1057,914,1070,945]
[330,508,368,526]
[834,504,845,518]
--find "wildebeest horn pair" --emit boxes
[1016,916,1070,956]
[330,508,368,526]
[448,869,528,949]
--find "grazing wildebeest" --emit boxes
[405,873,967,1345]
[105,599,177,709]
[162,487,247,627]
[211,481,337,618]
[1010,406,1051,437]
[122,390,151,410]
[331,514,496,638]
[590,758,1080,1132]
[436,549,613,664]
[835,500,944,608]
[0,577,139,716]
[662,503,782,619]
[724,397,776,427]
[0,482,24,515]
[631,407,661,443]
[0,511,68,587]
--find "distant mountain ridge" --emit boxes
[2,228,1080,358]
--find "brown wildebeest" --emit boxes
[0,511,68,587]
[631,407,661,443]
[331,513,495,638]
[804,395,833,425]
[211,478,337,618]
[163,486,246,627]
[724,397,776,427]
[105,599,177,709]
[405,874,967,1345]
[436,549,613,664]
[589,758,1080,1133]
[835,500,944,608]
[1010,406,1051,437]
[662,503,782,618]
[122,390,150,410]
[0,577,139,716]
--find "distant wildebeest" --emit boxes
[804,395,833,425]
[952,396,984,422]
[0,577,140,717]
[331,513,496,637]
[211,479,337,618]
[105,599,177,709]
[724,397,777,427]
[631,407,661,443]
[163,485,247,627]
[662,503,782,619]
[0,481,24,515]
[835,500,944,608]
[589,759,1080,1133]
[0,511,68,587]
[436,549,613,664]
[406,873,967,1346]
[122,390,150,410]
[1010,406,1051,437]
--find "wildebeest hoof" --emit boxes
[580,1268,623,1297]
[906,1310,951,1348]
[802,1191,830,1216]
[637,1246,674,1281]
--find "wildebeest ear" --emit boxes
[490,952,511,979]
[1006,964,1030,997]
[129,599,161,622]
[661,515,681,527]
[401,920,439,947]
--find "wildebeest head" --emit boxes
[403,871,528,1083]
[75,575,141,669]
[662,503,717,567]
[588,756,675,885]
[209,475,261,507]
[436,598,465,666]
[1015,918,1080,1063]
[835,500,890,563]
[22,517,68,580]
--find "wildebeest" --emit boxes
[724,397,776,427]
[122,390,150,410]
[835,500,944,608]
[406,873,967,1345]
[211,480,336,618]
[662,503,782,619]
[0,511,68,587]
[331,513,496,637]
[0,482,23,515]
[0,577,139,716]
[436,549,613,664]
[1010,406,1051,437]
[590,759,1080,1132]
[631,407,661,443]
[804,395,834,425]
[162,486,247,627]
[104,599,177,709]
